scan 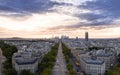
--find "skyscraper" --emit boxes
[85,32,88,41]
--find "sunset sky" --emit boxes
[0,0,120,38]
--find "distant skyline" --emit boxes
[0,0,120,38]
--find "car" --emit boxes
[76,69,79,72]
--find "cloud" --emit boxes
[79,0,120,21]
[0,12,80,31]
[0,0,120,28]
[0,0,65,17]
[51,0,93,6]
[82,0,120,16]
[50,0,120,27]
[76,13,105,21]
[48,21,120,31]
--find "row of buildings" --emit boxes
[12,52,38,74]
[5,40,55,75]
[63,37,120,75]
[79,49,115,75]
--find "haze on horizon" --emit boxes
[0,0,120,38]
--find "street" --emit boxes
[69,56,84,75]
[0,48,3,75]
[0,58,1,75]
[52,42,68,75]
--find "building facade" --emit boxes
[83,59,105,75]
[85,32,89,41]
[12,52,38,75]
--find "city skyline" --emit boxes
[0,0,120,38]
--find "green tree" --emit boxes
[118,54,120,63]
[2,69,17,75]
[0,41,18,75]
[21,70,32,75]
[41,68,51,75]
[105,67,120,75]
[62,43,77,75]
[38,43,59,75]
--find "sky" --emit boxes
[0,0,120,38]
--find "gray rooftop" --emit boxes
[16,58,38,65]
[96,50,112,57]
[84,59,104,65]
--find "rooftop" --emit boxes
[84,59,104,65]
[96,50,112,57]
[16,58,38,65]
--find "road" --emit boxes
[52,42,68,75]
[0,58,1,75]
[69,57,83,75]
[0,48,3,75]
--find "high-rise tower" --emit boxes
[85,32,88,41]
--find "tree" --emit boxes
[0,41,18,75]
[105,67,120,75]
[38,43,59,75]
[2,69,17,75]
[41,68,51,75]
[21,70,32,75]
[62,43,77,75]
[118,54,120,63]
